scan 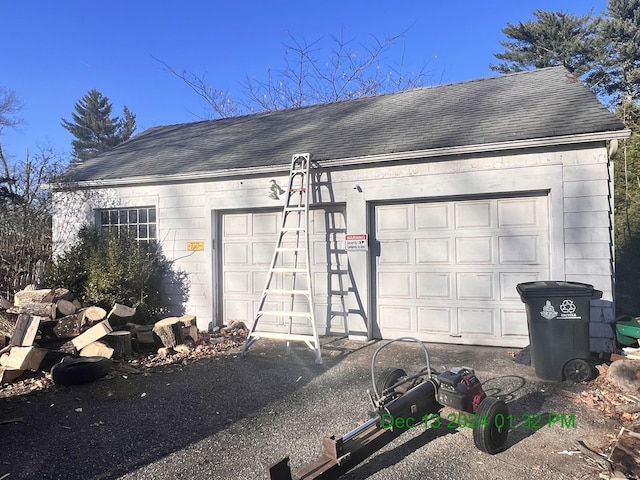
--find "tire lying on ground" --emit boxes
[51,356,112,386]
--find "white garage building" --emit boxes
[52,67,629,352]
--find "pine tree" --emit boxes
[490,10,599,77]
[61,89,137,161]
[588,0,640,104]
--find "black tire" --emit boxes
[51,356,112,386]
[473,397,509,454]
[379,368,407,396]
[563,358,592,383]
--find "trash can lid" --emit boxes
[516,281,603,299]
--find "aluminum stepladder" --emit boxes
[243,153,322,364]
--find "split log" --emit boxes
[53,314,82,339]
[610,426,640,476]
[52,288,75,302]
[72,320,113,351]
[0,311,17,338]
[14,289,54,306]
[152,317,185,348]
[10,314,41,346]
[55,299,76,318]
[0,346,47,370]
[104,331,132,360]
[7,302,56,319]
[107,303,136,326]
[80,341,114,359]
[179,314,197,326]
[182,324,198,344]
[0,297,12,310]
[77,306,107,326]
[0,367,24,383]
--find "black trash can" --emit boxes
[516,281,602,382]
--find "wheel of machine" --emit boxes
[563,358,592,383]
[51,356,112,386]
[473,396,509,454]
[379,368,407,396]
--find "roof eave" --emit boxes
[54,129,631,189]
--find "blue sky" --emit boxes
[1,0,608,163]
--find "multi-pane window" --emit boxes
[98,207,157,242]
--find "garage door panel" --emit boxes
[379,305,412,331]
[455,237,493,264]
[225,299,249,323]
[499,235,540,264]
[379,240,410,264]
[379,272,412,297]
[458,308,494,335]
[253,212,280,234]
[253,242,275,264]
[417,307,451,333]
[223,271,250,293]
[377,205,411,231]
[376,195,548,347]
[457,273,494,299]
[498,198,540,227]
[223,214,249,236]
[501,309,528,336]
[417,238,451,263]
[416,273,451,298]
[416,204,450,229]
[223,243,249,264]
[455,201,492,228]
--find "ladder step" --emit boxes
[270,267,308,273]
[257,310,313,318]
[264,289,310,295]
[285,207,307,212]
[281,227,306,232]
[247,332,320,343]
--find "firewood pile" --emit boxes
[0,285,248,392]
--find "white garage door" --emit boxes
[374,196,549,347]
[219,205,349,335]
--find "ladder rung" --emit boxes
[285,207,307,212]
[247,332,320,343]
[264,289,310,295]
[281,227,306,232]
[257,310,313,318]
[271,267,307,273]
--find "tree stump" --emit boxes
[104,331,132,360]
[152,318,184,348]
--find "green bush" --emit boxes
[44,225,188,323]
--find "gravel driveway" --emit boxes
[0,338,619,479]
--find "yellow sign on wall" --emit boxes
[187,241,205,251]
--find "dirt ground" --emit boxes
[0,334,638,479]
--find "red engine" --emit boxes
[436,367,487,413]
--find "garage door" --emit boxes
[374,196,549,347]
[219,205,349,335]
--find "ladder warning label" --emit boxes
[346,234,368,251]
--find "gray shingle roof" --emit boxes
[66,66,627,183]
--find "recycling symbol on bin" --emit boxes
[559,299,577,315]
